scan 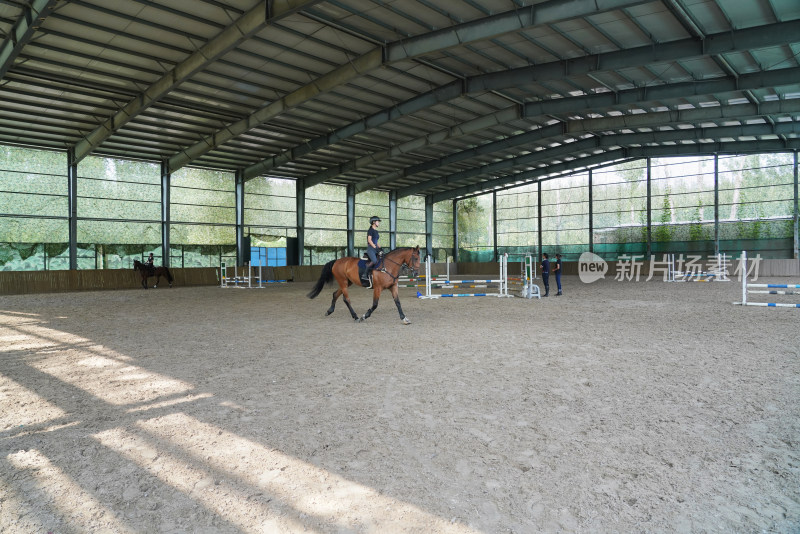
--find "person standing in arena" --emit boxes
[540,253,550,297]
[554,253,563,296]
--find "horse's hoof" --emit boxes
[358,316,365,322]
[401,317,411,325]
[325,310,333,316]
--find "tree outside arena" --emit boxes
[1,143,797,271]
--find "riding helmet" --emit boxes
[369,216,381,223]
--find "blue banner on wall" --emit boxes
[250,246,287,267]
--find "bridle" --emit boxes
[379,249,420,282]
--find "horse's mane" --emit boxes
[386,246,418,255]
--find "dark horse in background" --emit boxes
[133,260,173,289]
[307,246,420,324]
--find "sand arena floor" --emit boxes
[1,275,798,533]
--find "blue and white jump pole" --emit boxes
[417,253,539,299]
[736,251,800,308]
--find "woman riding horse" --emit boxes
[133,259,174,289]
[307,246,420,324]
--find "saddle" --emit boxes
[358,257,384,288]
[139,262,155,276]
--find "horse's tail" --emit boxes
[307,260,336,299]
[164,267,174,283]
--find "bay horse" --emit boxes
[307,246,420,324]
[133,259,174,289]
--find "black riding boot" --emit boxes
[362,261,373,280]
[543,284,549,297]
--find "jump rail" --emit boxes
[220,262,287,288]
[416,254,539,299]
[667,253,730,282]
[735,251,800,308]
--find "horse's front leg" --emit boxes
[141,276,147,289]
[153,275,159,289]
[391,284,411,325]
[360,287,381,322]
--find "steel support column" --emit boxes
[347,184,355,257]
[389,190,397,250]
[235,170,245,266]
[67,149,78,270]
[492,191,498,261]
[794,150,799,260]
[296,179,305,265]
[425,195,434,259]
[161,161,171,267]
[588,169,594,253]
[714,154,720,256]
[646,158,652,258]
[453,200,459,262]
[537,181,543,261]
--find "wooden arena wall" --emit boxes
[1,259,797,295]
[0,268,218,295]
[0,265,329,295]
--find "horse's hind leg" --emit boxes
[360,287,381,322]
[329,284,359,321]
[324,270,359,320]
[341,287,360,321]
[326,288,342,316]
[327,288,358,320]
